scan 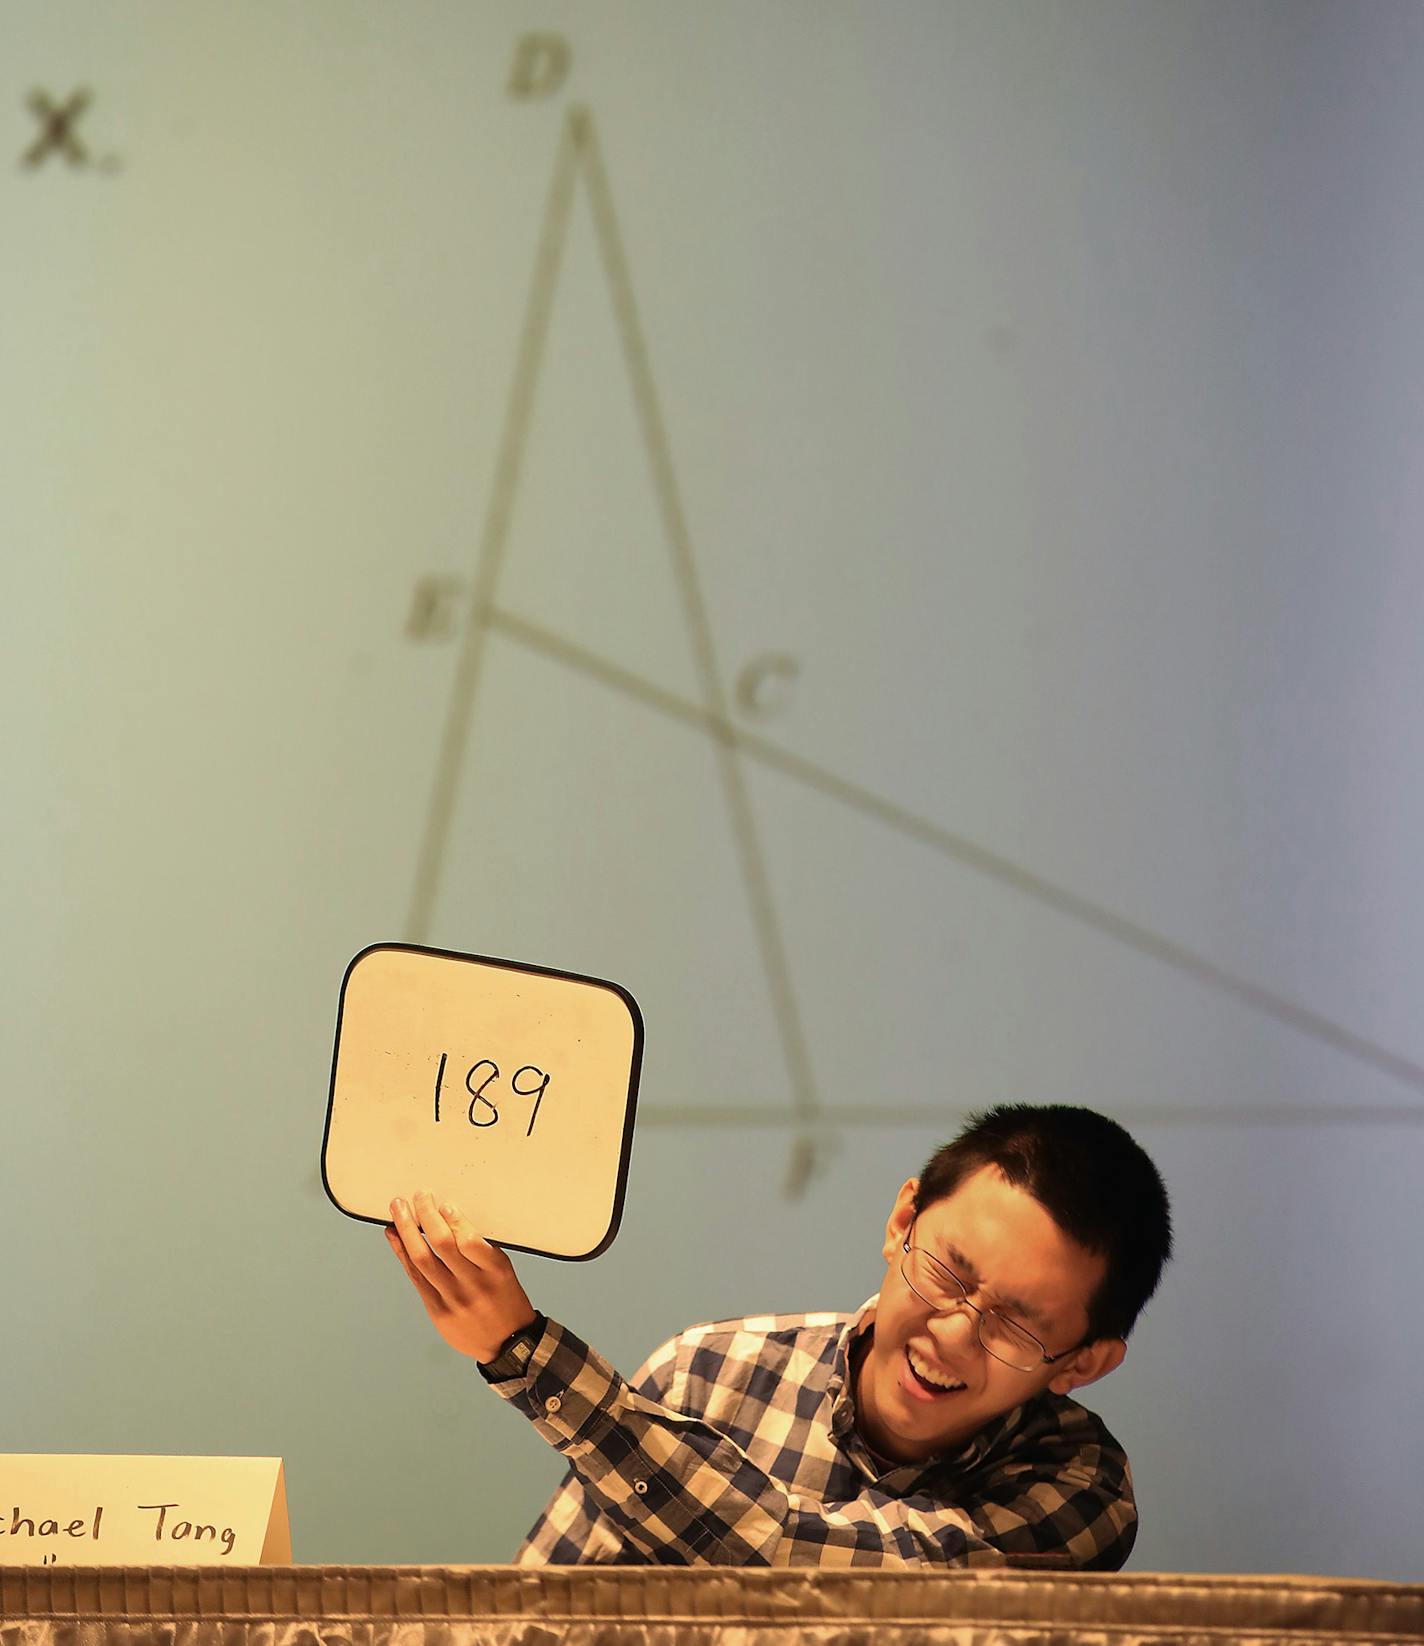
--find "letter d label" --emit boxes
[507,34,572,100]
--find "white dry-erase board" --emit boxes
[321,943,642,1259]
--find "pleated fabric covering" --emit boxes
[4,1566,1423,1646]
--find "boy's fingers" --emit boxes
[390,1196,460,1295]
[385,1225,445,1313]
[441,1202,507,1272]
[413,1191,450,1240]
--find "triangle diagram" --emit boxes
[408,107,822,1162]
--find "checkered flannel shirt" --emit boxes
[485,1300,1137,1568]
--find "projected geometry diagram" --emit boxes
[404,103,824,1191]
[406,104,1424,1191]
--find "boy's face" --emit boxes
[854,1164,1125,1464]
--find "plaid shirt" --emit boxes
[488,1301,1137,1569]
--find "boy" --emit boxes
[387,1103,1172,1567]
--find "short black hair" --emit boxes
[913,1103,1172,1343]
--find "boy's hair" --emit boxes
[913,1103,1173,1343]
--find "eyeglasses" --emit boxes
[900,1229,1082,1374]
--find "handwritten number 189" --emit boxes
[434,1053,551,1138]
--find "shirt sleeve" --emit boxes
[491,1317,1136,1570]
[511,1332,680,1564]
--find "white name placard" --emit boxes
[322,943,643,1260]
[0,1455,290,1565]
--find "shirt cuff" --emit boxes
[483,1316,625,1459]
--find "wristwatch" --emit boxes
[477,1313,546,1382]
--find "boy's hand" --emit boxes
[386,1191,537,1364]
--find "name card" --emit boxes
[0,1455,290,1566]
[322,943,643,1260]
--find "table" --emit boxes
[5,1564,1423,1645]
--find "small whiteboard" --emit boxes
[322,944,642,1260]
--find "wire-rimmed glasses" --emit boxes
[900,1229,1082,1373]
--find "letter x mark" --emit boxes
[23,89,92,168]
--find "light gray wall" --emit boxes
[4,0,1421,1579]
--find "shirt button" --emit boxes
[543,1395,562,1414]
[633,1478,649,1496]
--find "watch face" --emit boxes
[481,1318,542,1377]
[323,943,642,1259]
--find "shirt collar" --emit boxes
[826,1298,877,1469]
